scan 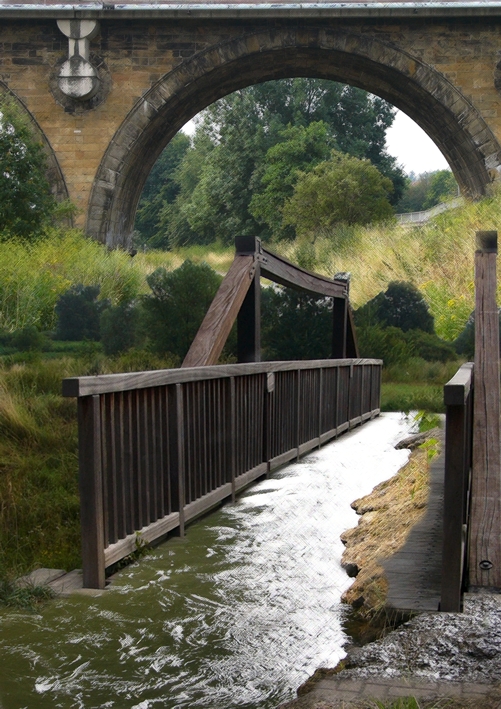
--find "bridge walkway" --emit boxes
[383,446,445,612]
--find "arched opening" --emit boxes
[0,83,70,207]
[87,27,501,248]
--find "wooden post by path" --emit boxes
[470,230,501,589]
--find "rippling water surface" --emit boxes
[0,413,411,709]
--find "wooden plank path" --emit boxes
[383,447,445,612]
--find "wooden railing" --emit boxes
[440,362,474,612]
[63,358,382,588]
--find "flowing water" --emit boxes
[0,413,412,709]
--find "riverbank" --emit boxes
[278,430,501,708]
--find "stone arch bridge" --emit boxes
[2,1,501,248]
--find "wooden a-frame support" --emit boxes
[182,236,358,368]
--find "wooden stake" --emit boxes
[470,230,501,589]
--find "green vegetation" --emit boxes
[0,576,55,610]
[134,78,405,248]
[396,169,458,213]
[0,95,57,240]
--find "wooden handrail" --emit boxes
[62,358,380,397]
[64,358,382,588]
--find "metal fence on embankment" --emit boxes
[63,358,382,588]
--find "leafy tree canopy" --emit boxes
[396,169,457,213]
[355,281,435,334]
[261,286,333,361]
[282,151,394,237]
[135,79,406,248]
[0,96,56,240]
[140,260,222,359]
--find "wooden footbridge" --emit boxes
[64,233,501,615]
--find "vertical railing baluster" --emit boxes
[176,383,186,537]
[78,394,105,590]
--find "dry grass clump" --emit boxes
[340,447,432,617]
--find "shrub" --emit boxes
[261,286,333,360]
[357,325,413,366]
[355,281,434,334]
[9,326,47,352]
[141,260,222,359]
[55,284,108,341]
[100,301,139,356]
[404,330,456,363]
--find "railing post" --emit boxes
[175,383,186,537]
[470,231,501,589]
[442,400,467,611]
[227,377,237,502]
[78,395,105,589]
[332,297,348,358]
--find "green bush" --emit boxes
[261,286,333,360]
[55,284,108,341]
[404,329,456,362]
[100,301,139,356]
[10,326,47,352]
[357,325,413,366]
[141,260,222,360]
[355,281,434,334]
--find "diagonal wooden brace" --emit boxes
[182,254,256,367]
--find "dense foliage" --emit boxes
[0,96,56,239]
[141,260,223,360]
[134,79,405,248]
[396,169,458,213]
[355,281,435,334]
[282,151,394,236]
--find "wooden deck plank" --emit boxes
[383,449,445,612]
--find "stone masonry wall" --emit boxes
[1,16,501,239]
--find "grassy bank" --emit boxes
[0,351,176,582]
[1,191,500,340]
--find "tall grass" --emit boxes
[0,352,177,580]
[0,230,144,332]
[273,192,501,340]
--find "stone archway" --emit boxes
[0,83,69,208]
[87,26,501,248]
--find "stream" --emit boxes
[0,412,412,709]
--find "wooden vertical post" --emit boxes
[237,264,261,362]
[332,297,347,358]
[470,230,501,589]
[78,395,105,589]
[175,383,186,537]
[236,236,261,363]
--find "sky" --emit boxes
[182,108,451,177]
[384,110,449,176]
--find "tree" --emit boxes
[0,96,56,239]
[282,151,394,237]
[134,78,405,247]
[55,285,108,341]
[355,281,434,334]
[135,132,191,245]
[140,260,223,359]
[249,122,332,239]
[261,286,333,360]
[423,169,458,209]
[396,169,457,213]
